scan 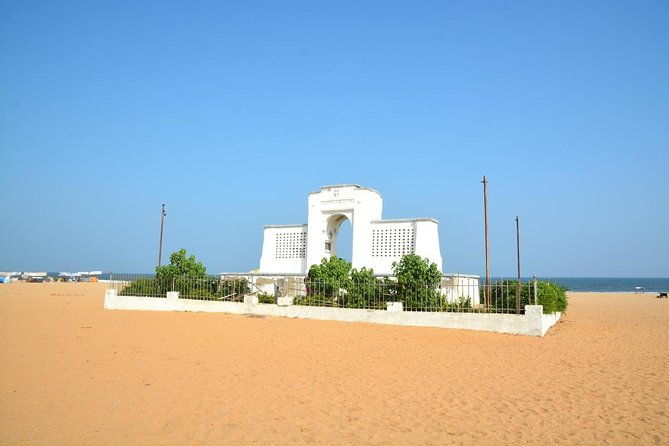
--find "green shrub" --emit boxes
[306,256,352,298]
[482,280,531,312]
[481,280,567,314]
[391,255,442,310]
[294,294,338,307]
[346,267,383,309]
[536,281,568,314]
[302,255,446,310]
[441,296,472,311]
[119,275,250,301]
[119,278,166,297]
[257,292,275,304]
[156,249,207,282]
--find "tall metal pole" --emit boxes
[515,216,521,315]
[482,176,490,309]
[158,204,166,267]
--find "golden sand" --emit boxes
[1,283,667,445]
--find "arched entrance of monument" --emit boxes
[325,213,353,263]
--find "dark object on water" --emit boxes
[658,292,668,299]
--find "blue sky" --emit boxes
[1,0,667,277]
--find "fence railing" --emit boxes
[290,278,536,314]
[109,274,252,302]
[109,274,544,314]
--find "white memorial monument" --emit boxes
[259,184,443,276]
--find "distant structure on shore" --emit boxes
[0,271,102,283]
[258,184,443,276]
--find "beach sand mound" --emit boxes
[1,283,667,445]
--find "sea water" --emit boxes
[544,277,669,293]
[492,277,669,293]
[47,273,669,292]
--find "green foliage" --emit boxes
[119,249,249,301]
[306,256,352,299]
[294,294,338,307]
[346,267,383,309]
[176,277,250,301]
[536,281,568,313]
[481,280,568,314]
[257,292,275,304]
[119,277,167,297]
[307,256,351,283]
[391,254,442,310]
[174,276,215,299]
[156,249,207,282]
[442,296,473,311]
[482,280,531,312]
[304,258,394,309]
[302,254,446,310]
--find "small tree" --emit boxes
[120,248,209,297]
[156,248,207,281]
[392,254,442,310]
[482,280,568,314]
[152,249,209,296]
[306,256,352,300]
[347,266,383,309]
[120,249,248,300]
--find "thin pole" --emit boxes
[482,176,490,309]
[158,204,166,267]
[515,216,521,315]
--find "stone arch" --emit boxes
[260,184,442,276]
[324,213,352,260]
[306,185,383,271]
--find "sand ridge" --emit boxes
[1,283,668,445]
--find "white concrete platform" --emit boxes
[104,289,561,337]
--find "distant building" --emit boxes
[258,184,443,276]
[24,272,48,282]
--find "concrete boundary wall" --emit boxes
[104,290,562,337]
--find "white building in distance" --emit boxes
[259,184,443,276]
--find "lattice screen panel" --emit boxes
[371,228,415,257]
[274,232,307,259]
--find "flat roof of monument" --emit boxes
[371,217,439,224]
[309,184,381,196]
[264,224,307,229]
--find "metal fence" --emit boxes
[290,278,536,314]
[109,274,252,302]
[479,280,538,314]
[109,274,541,314]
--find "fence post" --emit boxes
[533,275,537,305]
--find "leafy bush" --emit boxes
[294,294,338,307]
[346,267,383,309]
[302,255,448,310]
[119,249,250,301]
[119,277,168,297]
[257,292,275,304]
[481,280,567,314]
[156,249,207,283]
[391,254,442,310]
[482,280,531,312]
[306,256,352,298]
[441,296,472,311]
[536,281,568,313]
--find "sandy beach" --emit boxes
[1,283,667,445]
